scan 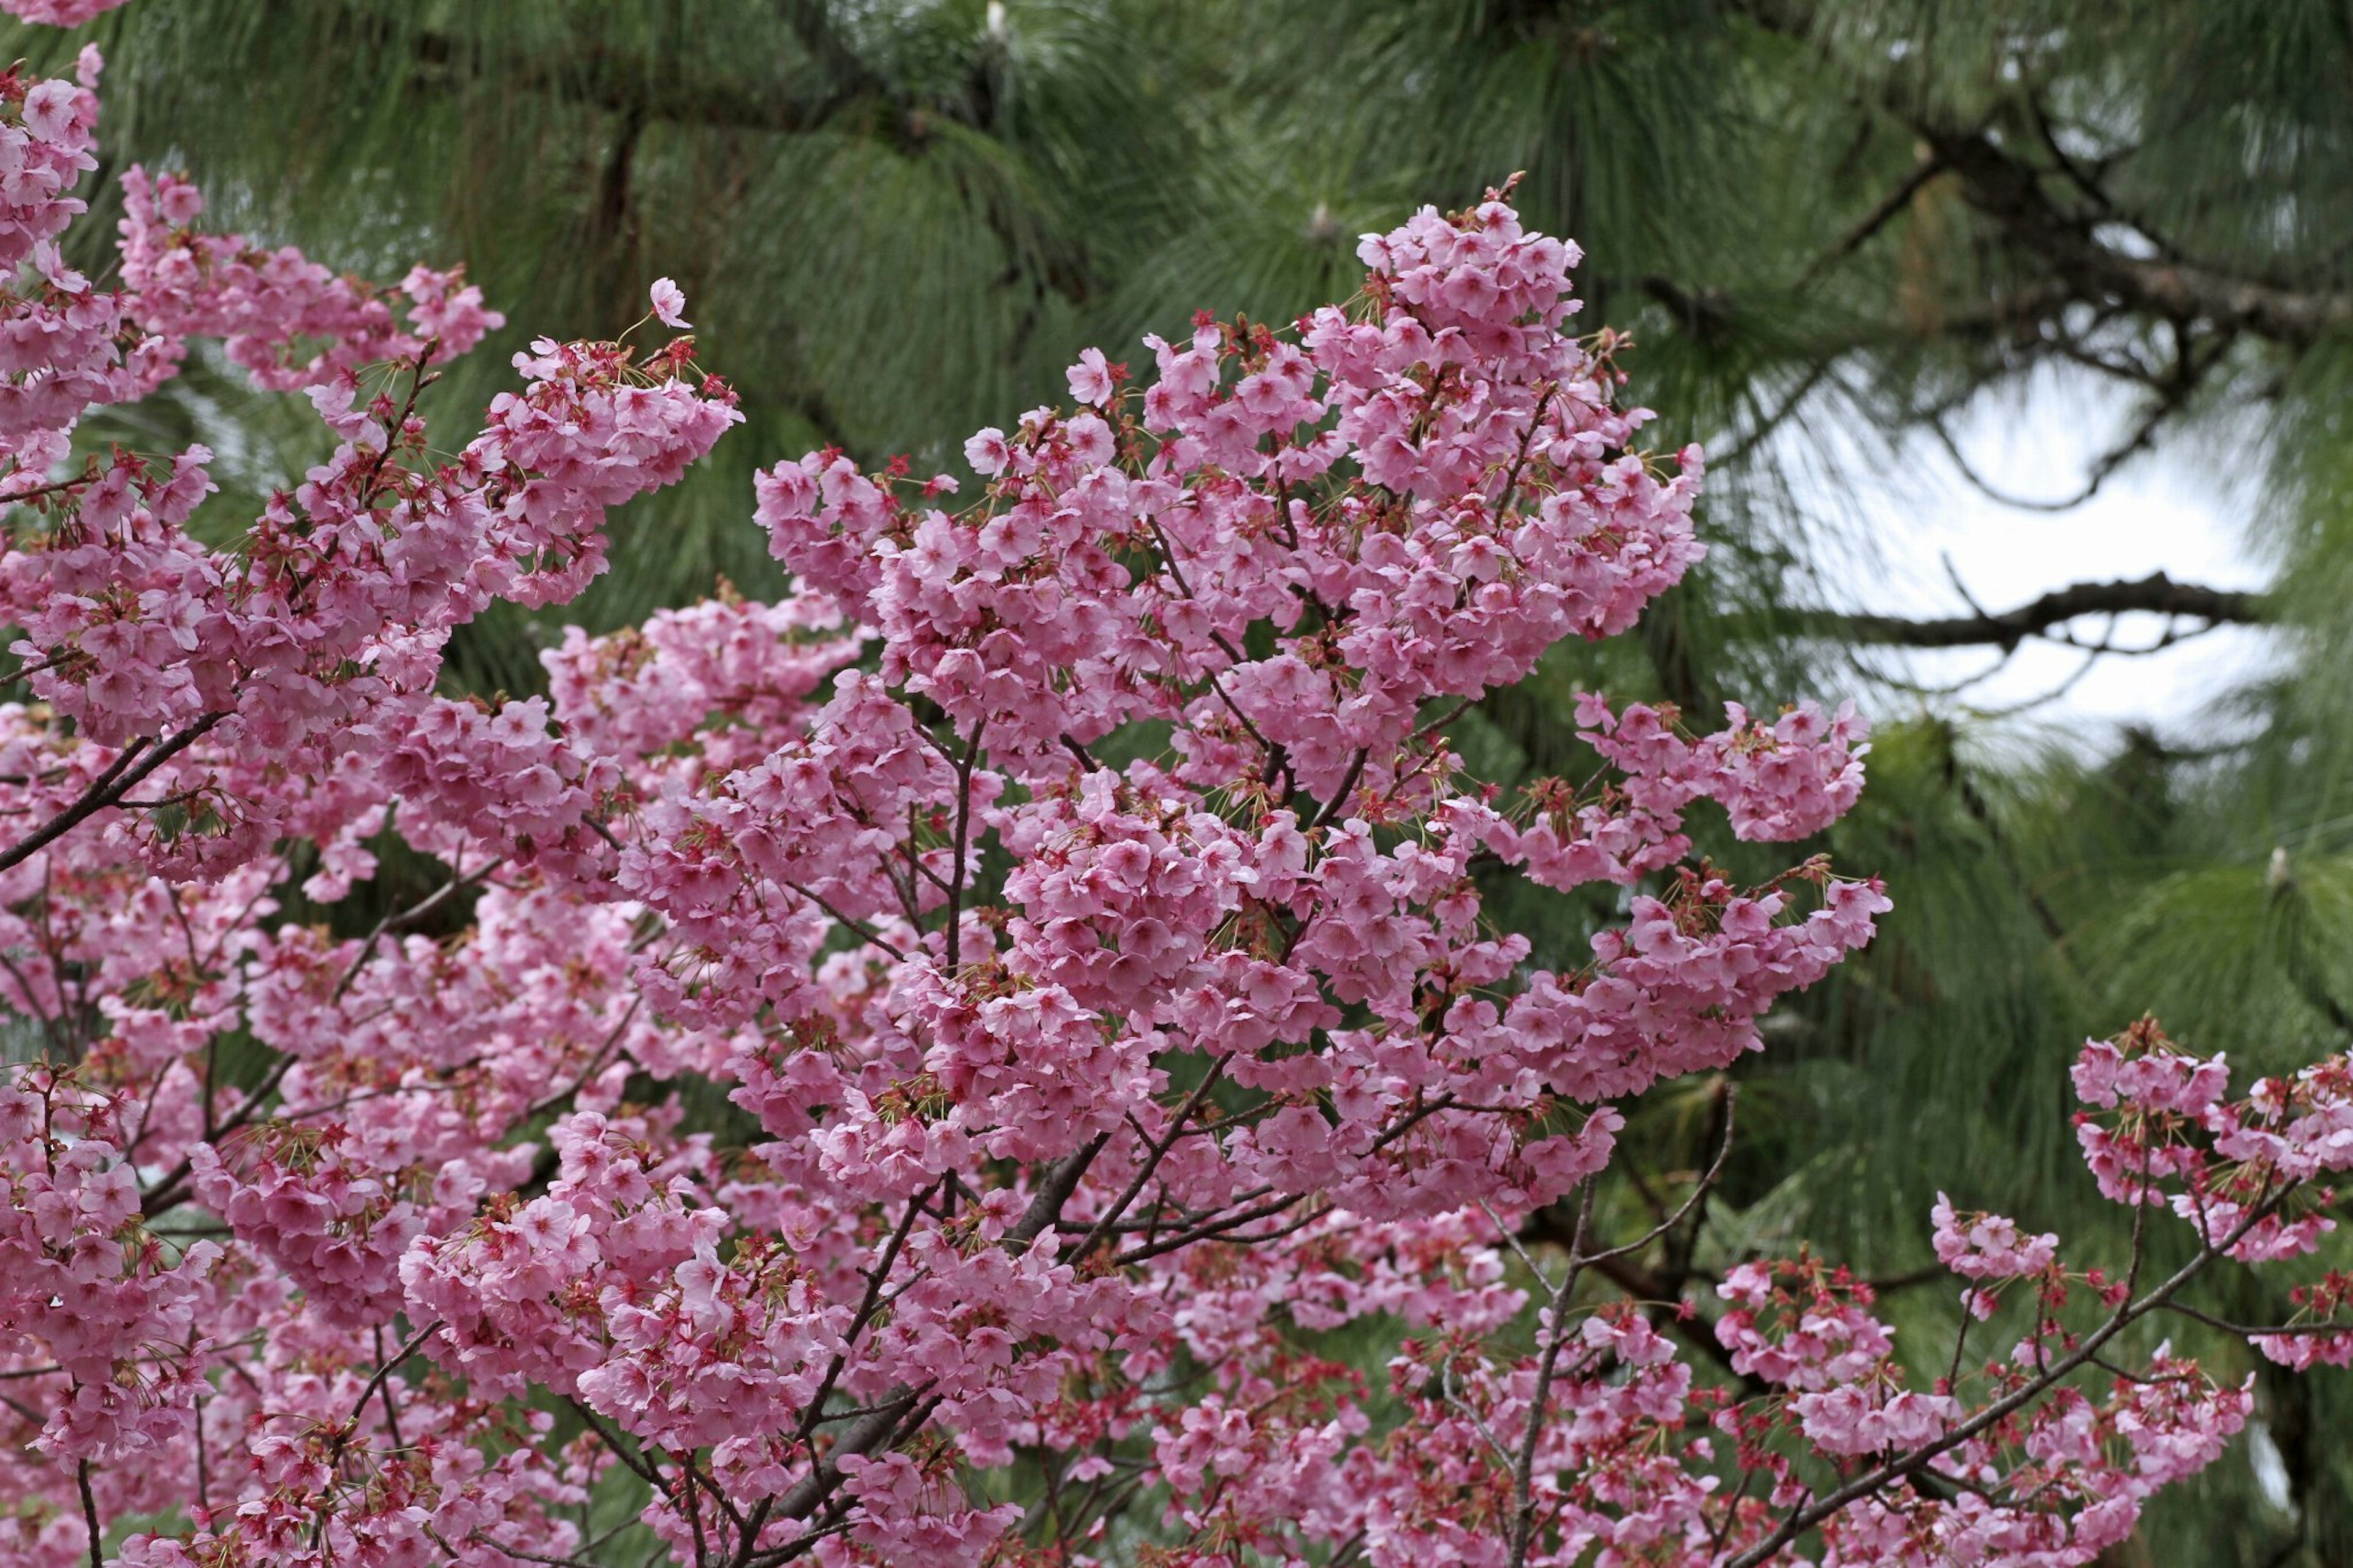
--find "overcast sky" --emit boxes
[1794,364,2277,743]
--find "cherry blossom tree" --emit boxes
[0,13,2346,1567]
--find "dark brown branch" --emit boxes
[403,25,859,138]
[1801,153,1945,283]
[567,1396,670,1492]
[310,1320,441,1548]
[943,722,984,969]
[140,860,500,1217]
[769,1135,1111,1525]
[0,713,225,874]
[1915,119,2353,350]
[1795,572,2263,651]
[1641,276,1736,346]
[787,1176,945,1459]
[1738,0,2353,351]
[1074,1059,1234,1259]
[78,1458,101,1568]
[1923,375,2184,514]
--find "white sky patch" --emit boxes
[1789,362,2280,742]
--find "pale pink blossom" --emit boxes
[650,275,690,328]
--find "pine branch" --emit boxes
[1786,572,2264,651]
[403,25,855,137]
[1740,0,2353,350]
[1913,118,2353,350]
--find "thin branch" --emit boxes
[332,857,507,1003]
[1493,386,1557,515]
[1741,0,2353,349]
[1723,1191,2297,1568]
[944,721,984,970]
[1507,1180,1597,1568]
[78,1458,102,1568]
[309,1320,441,1548]
[0,713,226,874]
[1800,153,1945,283]
[1578,1087,1737,1270]
[139,1050,296,1218]
[1305,748,1371,835]
[782,881,904,961]
[1110,1190,1308,1267]
[1922,382,2180,513]
[770,1136,1111,1524]
[1074,1056,1235,1258]
[2159,1302,2353,1338]
[789,1177,945,1452]
[567,1396,670,1491]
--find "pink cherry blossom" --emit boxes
[650,275,691,328]
[1066,344,1116,406]
[0,0,128,22]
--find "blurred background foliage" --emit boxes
[15,0,2353,1559]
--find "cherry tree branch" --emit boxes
[0,713,227,874]
[1074,1054,1236,1259]
[78,1458,100,1568]
[1724,1190,2292,1567]
[1508,1180,1597,1568]
[943,720,984,969]
[310,1319,442,1549]
[768,1135,1111,1527]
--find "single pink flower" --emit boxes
[650,276,691,328]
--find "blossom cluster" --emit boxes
[0,1,128,24]
[0,27,2344,1568]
